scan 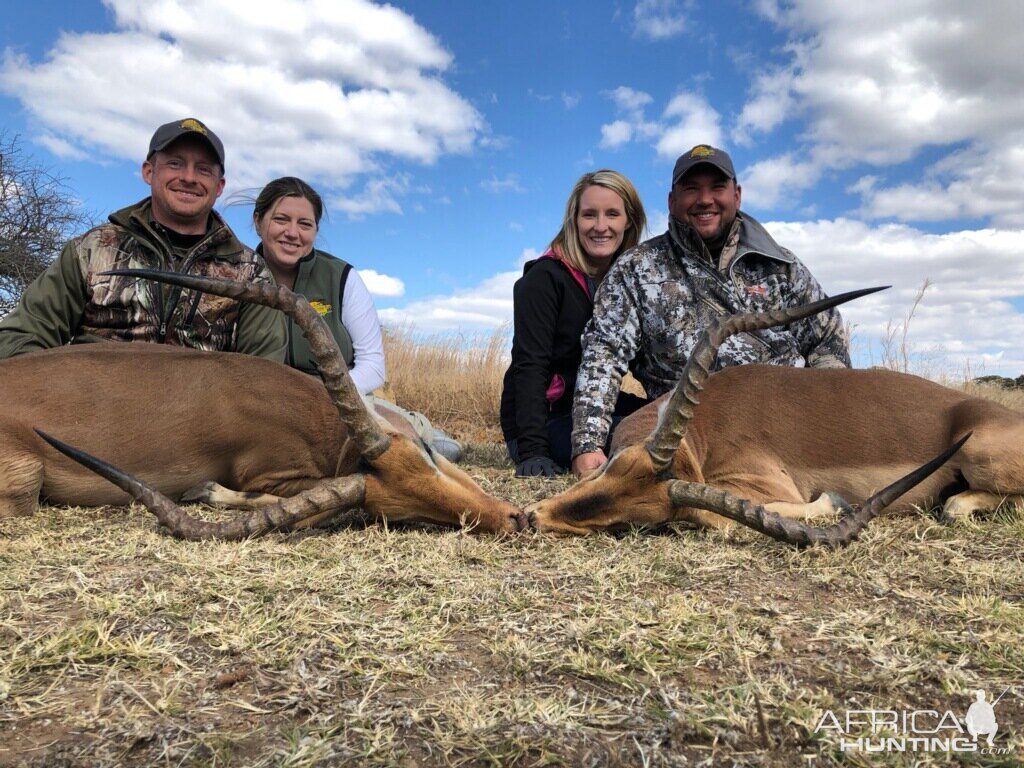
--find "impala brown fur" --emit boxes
[529,290,1023,543]
[1,273,523,538]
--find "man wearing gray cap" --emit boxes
[571,143,850,475]
[0,118,284,360]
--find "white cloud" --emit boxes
[761,218,1024,375]
[480,175,525,194]
[600,120,633,149]
[632,0,687,41]
[600,88,720,159]
[732,68,797,146]
[330,175,409,219]
[561,92,581,110]
[655,93,723,159]
[359,269,404,297]
[35,133,88,161]
[740,152,822,209]
[606,86,653,116]
[0,0,483,192]
[740,1,1024,221]
[855,134,1024,228]
[378,248,539,332]
[378,269,519,331]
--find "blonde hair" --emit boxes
[549,170,647,276]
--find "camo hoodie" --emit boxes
[0,198,285,360]
[571,211,850,457]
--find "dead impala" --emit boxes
[1,269,524,538]
[528,288,1023,546]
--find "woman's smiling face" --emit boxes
[256,195,318,271]
[576,184,630,269]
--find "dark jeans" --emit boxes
[507,392,651,469]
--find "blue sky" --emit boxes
[2,0,1022,376]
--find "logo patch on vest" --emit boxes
[309,300,332,316]
[745,286,767,296]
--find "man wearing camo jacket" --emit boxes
[570,144,850,475]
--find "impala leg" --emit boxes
[181,481,285,509]
[942,492,1024,522]
[764,493,854,521]
[945,421,1024,521]
[0,440,44,518]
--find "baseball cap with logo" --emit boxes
[148,118,225,170]
[671,144,735,186]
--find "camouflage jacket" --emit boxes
[571,212,850,457]
[0,198,285,360]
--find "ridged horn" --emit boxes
[646,286,887,472]
[667,433,969,547]
[101,268,390,460]
[35,429,366,541]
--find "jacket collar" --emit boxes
[110,197,242,255]
[668,211,794,269]
[538,247,592,300]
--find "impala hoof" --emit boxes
[180,481,217,504]
[824,492,857,518]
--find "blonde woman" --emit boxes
[500,170,649,477]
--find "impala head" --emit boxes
[42,269,523,539]
[529,287,914,544]
[528,441,676,535]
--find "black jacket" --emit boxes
[500,255,593,460]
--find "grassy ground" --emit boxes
[4,332,1023,767]
[3,442,1023,767]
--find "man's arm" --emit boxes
[0,240,89,359]
[787,255,851,368]
[570,262,643,470]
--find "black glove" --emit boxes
[515,456,565,478]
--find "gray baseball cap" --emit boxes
[148,118,225,169]
[671,144,735,186]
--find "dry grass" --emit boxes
[380,327,510,443]
[3,487,1023,767]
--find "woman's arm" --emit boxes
[340,269,386,394]
[509,266,562,461]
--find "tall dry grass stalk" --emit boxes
[380,325,510,441]
[879,278,933,374]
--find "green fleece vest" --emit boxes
[288,249,355,376]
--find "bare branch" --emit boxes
[0,133,94,315]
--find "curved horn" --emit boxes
[646,286,888,472]
[35,429,366,541]
[667,433,969,548]
[101,268,390,460]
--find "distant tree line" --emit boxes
[974,375,1024,390]
[0,133,93,315]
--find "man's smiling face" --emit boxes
[668,167,741,243]
[142,134,225,235]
